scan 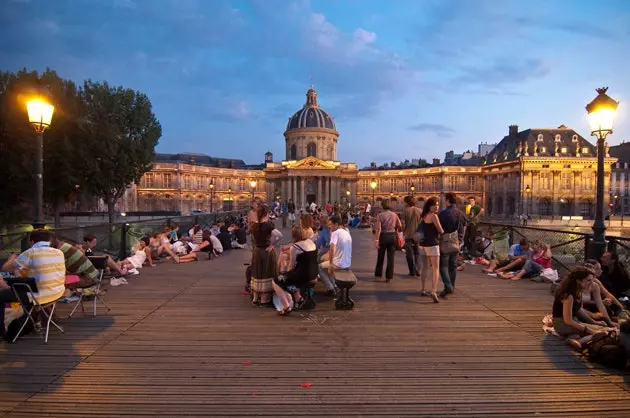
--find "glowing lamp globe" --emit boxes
[27,99,54,134]
[586,87,619,140]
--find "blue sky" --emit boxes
[2,0,629,167]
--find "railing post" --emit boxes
[584,236,591,262]
[508,227,514,246]
[119,223,128,261]
[607,237,617,254]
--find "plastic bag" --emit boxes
[540,268,559,283]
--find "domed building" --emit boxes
[284,87,338,161]
[265,87,359,206]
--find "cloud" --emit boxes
[454,58,551,88]
[408,123,456,138]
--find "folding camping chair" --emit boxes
[10,281,64,343]
[68,256,111,318]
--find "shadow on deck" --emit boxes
[1,228,629,417]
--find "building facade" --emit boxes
[610,142,630,215]
[128,88,614,218]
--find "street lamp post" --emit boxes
[586,87,619,259]
[370,179,377,208]
[525,185,531,218]
[26,95,55,228]
[209,180,215,213]
[250,180,257,203]
[228,186,232,211]
[410,183,415,196]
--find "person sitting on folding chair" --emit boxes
[53,238,100,289]
[0,229,66,339]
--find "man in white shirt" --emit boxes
[319,215,352,296]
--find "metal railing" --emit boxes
[477,222,630,272]
[0,210,247,261]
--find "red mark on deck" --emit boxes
[242,361,251,366]
[300,382,312,388]
[240,291,249,295]
[251,391,258,396]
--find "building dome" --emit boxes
[285,88,336,132]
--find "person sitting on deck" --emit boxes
[81,234,127,276]
[319,215,352,297]
[178,231,213,263]
[217,226,232,252]
[497,241,551,281]
[52,238,99,288]
[552,267,613,351]
[149,229,180,262]
[232,223,247,249]
[120,237,155,270]
[273,226,318,315]
[316,215,331,254]
[583,259,627,323]
[600,251,630,300]
[209,233,223,255]
[300,214,315,241]
[0,229,66,338]
[481,238,531,274]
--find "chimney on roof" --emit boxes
[432,158,440,165]
[509,125,519,137]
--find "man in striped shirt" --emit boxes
[53,239,99,288]
[1,230,66,336]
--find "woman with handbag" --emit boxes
[374,199,403,282]
[419,197,444,303]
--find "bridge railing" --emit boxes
[477,222,630,273]
[0,209,248,261]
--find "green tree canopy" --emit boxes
[80,80,162,223]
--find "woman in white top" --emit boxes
[120,238,155,269]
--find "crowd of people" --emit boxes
[0,213,252,341]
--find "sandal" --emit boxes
[431,292,440,303]
[279,307,292,316]
[420,290,430,297]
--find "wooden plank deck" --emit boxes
[1,228,629,417]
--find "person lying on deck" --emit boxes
[552,267,614,351]
[80,234,127,276]
[120,237,155,270]
[481,238,531,274]
[497,241,551,281]
[178,231,213,262]
[149,230,180,262]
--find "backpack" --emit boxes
[583,331,628,369]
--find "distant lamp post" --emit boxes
[410,183,416,196]
[249,180,257,202]
[370,179,377,207]
[613,194,619,215]
[525,185,531,217]
[228,186,233,211]
[26,95,55,227]
[586,87,619,259]
[346,189,351,208]
[74,184,81,212]
[209,180,215,213]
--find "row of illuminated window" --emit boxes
[359,176,481,193]
[139,174,262,190]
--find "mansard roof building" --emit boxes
[127,89,614,220]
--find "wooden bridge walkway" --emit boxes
[1,228,629,417]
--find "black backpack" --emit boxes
[583,331,628,369]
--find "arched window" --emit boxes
[290,144,297,160]
[307,142,317,157]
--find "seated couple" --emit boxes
[482,239,552,280]
[552,267,620,350]
[273,226,319,315]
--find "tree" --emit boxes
[0,69,86,228]
[80,81,162,223]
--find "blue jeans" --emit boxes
[439,251,458,293]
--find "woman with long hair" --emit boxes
[374,198,402,282]
[300,214,315,241]
[250,205,283,306]
[583,259,625,323]
[553,267,611,349]
[419,197,444,303]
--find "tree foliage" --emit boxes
[0,69,161,228]
[80,81,162,223]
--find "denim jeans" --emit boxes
[439,251,458,293]
[375,232,397,279]
[405,239,420,275]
